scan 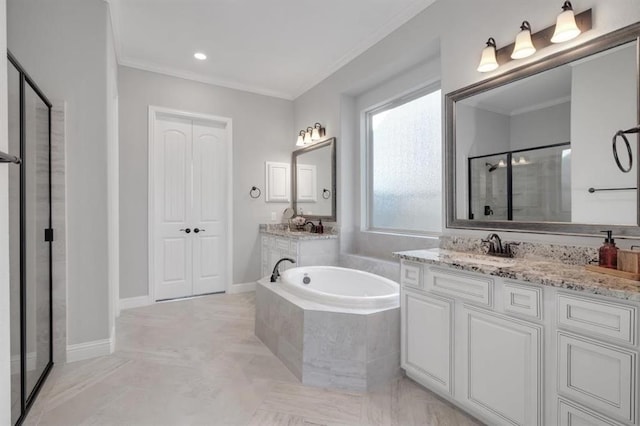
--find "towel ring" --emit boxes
[322,188,331,199]
[613,126,639,173]
[249,186,261,199]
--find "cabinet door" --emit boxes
[401,290,453,394]
[462,306,542,426]
[557,332,637,424]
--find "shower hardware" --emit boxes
[0,150,21,164]
[612,125,639,173]
[486,162,499,172]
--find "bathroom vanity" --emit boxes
[395,248,640,426]
[259,224,338,277]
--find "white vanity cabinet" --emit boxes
[399,259,640,426]
[260,232,338,278]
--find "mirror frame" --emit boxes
[446,22,640,237]
[292,137,337,222]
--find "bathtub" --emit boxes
[255,266,401,392]
[279,266,399,309]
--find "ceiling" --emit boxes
[107,0,438,100]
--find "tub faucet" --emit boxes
[270,258,296,282]
[304,220,316,233]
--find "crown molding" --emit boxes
[119,57,295,100]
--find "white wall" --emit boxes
[7,0,111,346]
[118,66,294,299]
[294,0,640,251]
[571,44,637,225]
[510,101,571,151]
[0,0,11,421]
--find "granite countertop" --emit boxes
[393,248,640,302]
[259,224,338,240]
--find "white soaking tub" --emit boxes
[255,266,400,392]
[279,266,399,309]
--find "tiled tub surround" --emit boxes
[255,279,400,392]
[396,247,640,425]
[260,224,339,278]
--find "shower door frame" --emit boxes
[8,50,54,426]
[467,141,571,221]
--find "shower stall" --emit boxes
[5,52,53,425]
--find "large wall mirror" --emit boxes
[292,137,336,221]
[446,23,640,236]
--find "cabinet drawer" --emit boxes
[557,294,636,344]
[558,398,625,426]
[557,332,637,423]
[426,268,493,306]
[401,262,423,289]
[275,238,290,252]
[503,282,541,320]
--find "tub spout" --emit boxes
[270,258,296,282]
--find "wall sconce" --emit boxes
[551,1,581,43]
[511,21,536,59]
[477,38,499,73]
[295,123,327,146]
[476,3,592,73]
[311,123,326,141]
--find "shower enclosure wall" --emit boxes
[6,52,53,426]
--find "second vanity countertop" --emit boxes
[393,248,640,302]
[259,224,338,240]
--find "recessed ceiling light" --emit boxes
[194,52,207,60]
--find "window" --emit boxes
[365,86,442,234]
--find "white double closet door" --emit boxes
[153,114,227,301]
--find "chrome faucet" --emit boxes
[303,220,316,233]
[481,233,519,258]
[270,257,296,282]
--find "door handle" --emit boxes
[194,228,205,233]
[179,228,191,234]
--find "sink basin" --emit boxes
[464,255,516,268]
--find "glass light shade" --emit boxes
[551,9,581,43]
[296,133,305,146]
[477,45,499,72]
[311,127,320,140]
[303,130,312,144]
[498,159,506,167]
[511,27,536,59]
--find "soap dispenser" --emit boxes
[599,230,618,269]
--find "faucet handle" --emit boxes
[504,242,520,257]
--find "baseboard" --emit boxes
[110,325,116,353]
[119,295,151,311]
[228,282,256,294]
[67,338,112,363]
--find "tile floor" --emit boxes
[24,292,482,425]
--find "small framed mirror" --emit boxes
[292,137,336,221]
[446,23,640,236]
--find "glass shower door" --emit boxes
[7,52,53,426]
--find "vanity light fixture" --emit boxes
[551,1,581,43]
[311,123,326,141]
[477,38,499,73]
[511,21,536,59]
[194,52,207,60]
[296,130,306,147]
[303,127,313,144]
